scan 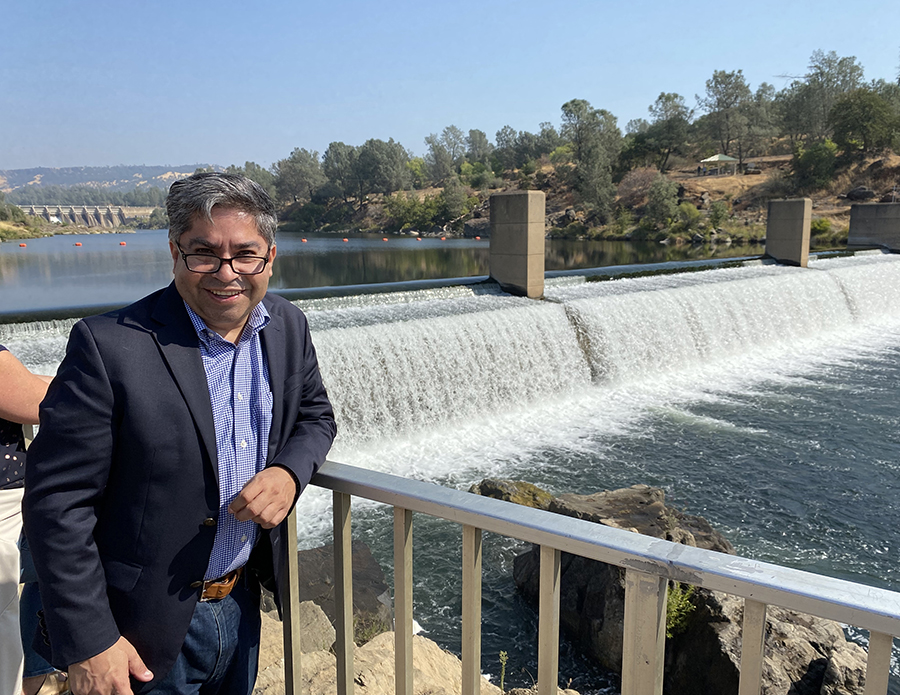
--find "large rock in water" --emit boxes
[488,482,867,695]
[295,541,393,640]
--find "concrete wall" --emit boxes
[848,203,900,251]
[489,191,545,298]
[766,199,811,267]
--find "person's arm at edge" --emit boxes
[0,349,51,424]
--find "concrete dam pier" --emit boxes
[17,204,128,228]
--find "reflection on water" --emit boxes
[0,228,765,314]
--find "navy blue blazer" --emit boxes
[23,283,336,689]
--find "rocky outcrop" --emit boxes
[474,482,868,695]
[468,478,553,510]
[846,186,877,201]
[464,217,491,237]
[255,605,504,695]
[293,541,393,640]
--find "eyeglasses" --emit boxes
[177,245,271,276]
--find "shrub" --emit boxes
[666,582,696,638]
[708,200,728,229]
[811,217,832,235]
[616,167,659,209]
[643,174,679,229]
[793,140,838,191]
[677,202,701,230]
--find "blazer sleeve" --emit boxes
[267,315,336,496]
[23,319,122,668]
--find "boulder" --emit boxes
[464,217,491,238]
[294,541,393,639]
[255,602,337,693]
[254,629,505,695]
[497,484,867,695]
[846,186,876,201]
[468,478,553,510]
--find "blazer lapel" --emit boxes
[148,283,218,475]
[261,294,285,463]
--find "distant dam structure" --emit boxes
[17,204,128,228]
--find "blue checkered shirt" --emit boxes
[185,302,273,580]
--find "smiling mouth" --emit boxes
[207,289,243,298]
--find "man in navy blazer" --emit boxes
[24,173,336,694]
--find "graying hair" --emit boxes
[166,172,277,247]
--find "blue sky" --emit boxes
[2,0,899,171]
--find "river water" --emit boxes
[0,236,897,693]
[0,229,764,316]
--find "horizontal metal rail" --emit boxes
[312,461,900,635]
[302,460,898,695]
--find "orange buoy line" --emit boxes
[74,242,82,246]
[301,238,307,243]
[382,238,388,242]
[120,241,127,246]
[342,238,349,242]
[19,243,26,247]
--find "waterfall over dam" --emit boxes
[3,253,899,452]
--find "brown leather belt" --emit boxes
[200,567,243,602]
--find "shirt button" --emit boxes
[203,517,216,527]
[237,392,243,401]
[240,440,247,449]
[241,535,248,543]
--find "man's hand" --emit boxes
[69,636,153,695]
[229,466,297,529]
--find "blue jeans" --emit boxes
[146,578,261,695]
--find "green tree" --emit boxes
[560,98,622,221]
[644,174,679,229]
[646,92,692,171]
[225,161,276,199]
[804,50,865,140]
[828,87,898,152]
[322,142,359,202]
[792,139,838,190]
[273,148,326,203]
[494,125,518,171]
[696,69,752,156]
[537,122,562,155]
[354,138,410,198]
[424,133,454,183]
[437,176,469,224]
[466,129,493,164]
[441,125,467,166]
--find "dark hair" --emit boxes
[165,172,277,246]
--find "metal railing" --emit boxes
[278,460,900,695]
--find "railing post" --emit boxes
[334,492,355,695]
[281,506,303,695]
[537,545,561,695]
[394,508,414,695]
[863,631,894,695]
[738,599,767,695]
[622,569,666,695]
[461,525,483,695]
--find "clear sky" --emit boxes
[3,0,899,171]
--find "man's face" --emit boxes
[170,207,276,343]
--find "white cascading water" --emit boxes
[311,301,591,444]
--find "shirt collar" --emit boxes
[184,300,270,347]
